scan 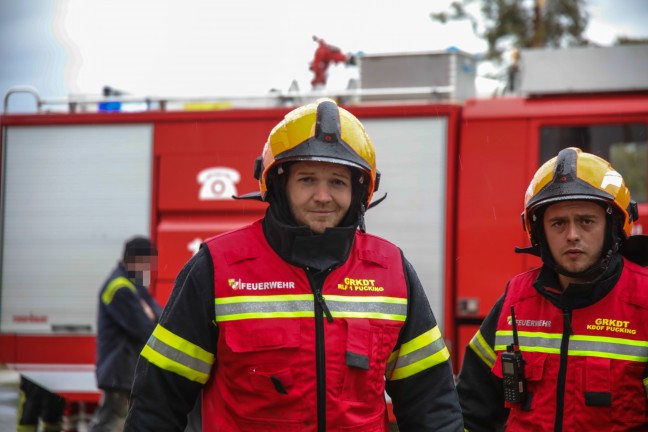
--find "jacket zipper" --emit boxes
[315,290,334,322]
[307,269,334,432]
[554,308,572,432]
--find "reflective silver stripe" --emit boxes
[147,334,213,376]
[385,327,450,380]
[495,331,561,351]
[469,330,497,369]
[495,331,648,361]
[216,299,314,318]
[386,335,447,373]
[326,297,407,319]
[215,294,407,322]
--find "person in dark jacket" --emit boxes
[124,99,463,431]
[91,236,162,432]
[16,375,66,432]
[457,147,648,431]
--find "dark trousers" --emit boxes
[90,390,128,432]
[17,376,66,432]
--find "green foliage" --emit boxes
[431,0,589,62]
[610,142,647,203]
[615,36,648,45]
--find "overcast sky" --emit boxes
[1,0,647,112]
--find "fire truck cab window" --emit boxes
[540,124,648,203]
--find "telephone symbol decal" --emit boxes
[197,167,240,200]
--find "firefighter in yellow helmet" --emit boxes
[457,147,648,431]
[125,99,463,431]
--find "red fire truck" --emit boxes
[1,45,647,425]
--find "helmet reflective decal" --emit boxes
[600,170,623,190]
[522,147,635,242]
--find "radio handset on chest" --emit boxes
[501,306,528,407]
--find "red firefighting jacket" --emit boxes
[463,258,648,431]
[126,217,461,431]
[202,220,408,431]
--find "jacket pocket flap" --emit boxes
[522,352,547,381]
[225,322,300,353]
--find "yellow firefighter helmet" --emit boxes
[522,147,637,243]
[255,98,379,207]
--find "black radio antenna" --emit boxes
[510,306,520,349]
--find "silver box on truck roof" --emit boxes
[519,45,648,96]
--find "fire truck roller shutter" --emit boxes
[359,116,448,329]
[1,124,153,334]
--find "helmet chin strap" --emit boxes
[545,244,613,281]
[358,204,367,233]
[537,209,621,282]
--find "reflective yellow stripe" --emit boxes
[216,294,406,305]
[217,311,314,321]
[496,329,561,343]
[385,326,450,380]
[215,294,313,322]
[17,390,33,432]
[329,311,406,320]
[41,420,62,430]
[141,345,209,384]
[401,326,442,356]
[495,330,648,362]
[216,294,313,304]
[643,376,648,397]
[567,349,647,362]
[386,349,398,366]
[325,295,407,321]
[215,294,407,322]
[386,327,443,365]
[152,325,214,364]
[141,325,215,384]
[387,346,450,381]
[469,330,497,369]
[325,294,407,305]
[101,276,136,304]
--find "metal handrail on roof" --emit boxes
[3,85,457,114]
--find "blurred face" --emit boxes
[543,200,606,287]
[125,255,157,286]
[286,161,353,234]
